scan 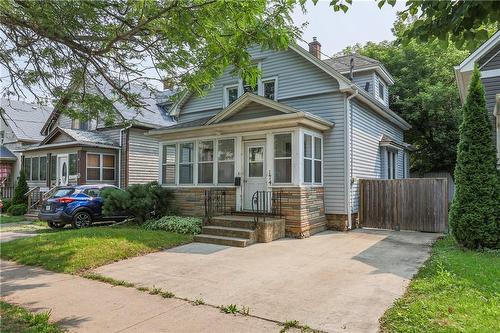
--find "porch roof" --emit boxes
[22,127,119,152]
[0,146,17,162]
[379,134,415,151]
[147,93,334,140]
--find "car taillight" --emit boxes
[56,197,75,203]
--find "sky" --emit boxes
[292,0,405,57]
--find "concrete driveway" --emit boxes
[96,229,440,333]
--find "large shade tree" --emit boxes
[0,0,302,121]
[340,20,469,174]
[329,0,500,50]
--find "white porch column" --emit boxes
[235,136,243,211]
[266,133,274,187]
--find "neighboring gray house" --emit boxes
[22,80,175,192]
[455,30,500,168]
[0,99,52,186]
[148,39,412,239]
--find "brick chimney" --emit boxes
[308,37,321,59]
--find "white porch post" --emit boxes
[235,136,243,211]
[266,133,274,188]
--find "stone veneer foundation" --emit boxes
[325,213,359,231]
[170,186,328,238]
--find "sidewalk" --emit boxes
[0,260,280,332]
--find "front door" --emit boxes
[57,155,69,186]
[243,141,267,210]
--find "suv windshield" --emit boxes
[52,188,75,198]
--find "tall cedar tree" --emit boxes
[449,67,499,249]
[12,170,29,205]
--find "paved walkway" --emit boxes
[96,229,440,333]
[0,260,281,332]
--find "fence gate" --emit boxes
[359,178,448,233]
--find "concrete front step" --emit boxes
[193,234,254,247]
[210,216,256,229]
[202,225,255,240]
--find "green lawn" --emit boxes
[0,214,28,224]
[380,236,499,333]
[0,301,62,333]
[0,226,192,273]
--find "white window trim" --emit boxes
[223,84,239,108]
[260,76,279,101]
[178,142,195,185]
[300,129,324,185]
[273,132,293,185]
[385,149,397,180]
[161,144,177,185]
[198,140,215,185]
[24,155,49,182]
[217,138,236,184]
[376,78,387,105]
[86,153,116,182]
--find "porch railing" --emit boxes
[204,189,227,223]
[25,186,42,212]
[0,185,15,199]
[251,190,283,223]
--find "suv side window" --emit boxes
[84,188,101,197]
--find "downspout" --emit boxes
[346,86,358,230]
[118,124,132,189]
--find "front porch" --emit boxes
[148,93,334,239]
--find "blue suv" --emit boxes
[38,184,127,229]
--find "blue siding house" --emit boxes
[148,39,412,240]
[455,30,500,168]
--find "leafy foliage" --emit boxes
[449,67,499,250]
[380,236,500,332]
[341,21,469,173]
[0,301,62,333]
[102,182,174,223]
[328,0,500,50]
[12,170,29,205]
[1,198,12,212]
[0,0,302,120]
[143,216,202,235]
[7,203,27,216]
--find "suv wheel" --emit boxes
[48,221,65,229]
[72,211,92,229]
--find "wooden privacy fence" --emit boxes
[359,178,448,233]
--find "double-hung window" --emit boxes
[262,78,277,100]
[87,153,115,181]
[218,139,235,183]
[179,143,194,184]
[50,155,57,181]
[69,154,78,176]
[386,150,397,179]
[224,85,239,107]
[314,137,322,183]
[39,156,47,181]
[303,134,322,184]
[162,145,176,185]
[274,133,292,183]
[198,141,214,184]
[31,157,39,181]
[24,157,31,179]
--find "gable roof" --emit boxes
[455,31,500,103]
[456,30,500,73]
[206,93,299,125]
[0,99,52,142]
[40,127,118,147]
[41,78,176,135]
[167,43,409,130]
[324,54,395,85]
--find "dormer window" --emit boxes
[223,74,278,107]
[378,82,385,100]
[72,118,90,130]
